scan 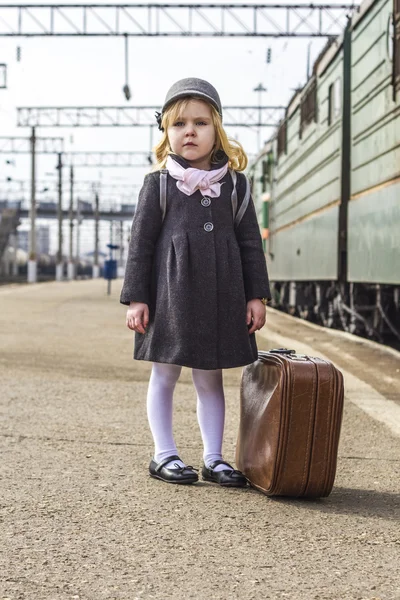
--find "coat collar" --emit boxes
[168,150,229,172]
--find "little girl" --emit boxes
[120,77,271,487]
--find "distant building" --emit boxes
[38,202,57,213]
[18,231,28,252]
[121,204,136,215]
[0,200,22,211]
[18,226,50,255]
[78,200,93,213]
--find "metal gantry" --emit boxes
[0,136,64,153]
[0,4,358,38]
[16,106,286,128]
[66,151,153,167]
[17,206,135,221]
[0,180,139,206]
[1,143,153,167]
[0,179,140,194]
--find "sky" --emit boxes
[0,0,354,256]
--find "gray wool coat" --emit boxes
[120,153,271,370]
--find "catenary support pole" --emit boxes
[56,152,63,281]
[118,220,124,277]
[93,191,100,278]
[76,199,81,277]
[11,231,18,276]
[67,165,75,280]
[107,221,113,295]
[28,126,37,283]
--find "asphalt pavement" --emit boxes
[1,279,399,600]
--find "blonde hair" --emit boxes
[153,98,248,172]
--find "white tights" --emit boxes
[146,362,228,470]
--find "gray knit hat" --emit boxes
[155,77,222,130]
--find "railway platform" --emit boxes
[1,280,399,600]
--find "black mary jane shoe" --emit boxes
[202,460,247,488]
[149,455,198,485]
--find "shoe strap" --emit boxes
[155,455,181,473]
[208,459,235,471]
[227,469,245,479]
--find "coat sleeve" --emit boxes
[120,172,162,306]
[235,173,272,303]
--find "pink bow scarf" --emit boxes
[166,155,229,198]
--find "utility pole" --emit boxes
[93,190,100,278]
[76,198,81,277]
[11,231,18,276]
[28,126,37,283]
[56,152,63,281]
[67,165,75,280]
[118,220,124,277]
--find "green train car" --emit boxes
[249,0,400,345]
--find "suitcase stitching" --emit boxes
[266,355,284,494]
[324,363,341,495]
[306,358,332,497]
[299,359,317,496]
[323,361,334,495]
[274,356,291,495]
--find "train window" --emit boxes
[277,120,287,158]
[328,78,341,125]
[300,78,317,137]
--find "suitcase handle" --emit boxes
[269,348,296,355]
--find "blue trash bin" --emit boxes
[104,259,117,280]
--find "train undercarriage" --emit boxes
[271,281,400,349]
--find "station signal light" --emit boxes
[266,48,272,64]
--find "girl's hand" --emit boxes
[126,302,149,334]
[246,299,266,334]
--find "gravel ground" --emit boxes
[0,279,399,600]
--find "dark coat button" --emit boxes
[201,197,211,207]
[204,222,214,232]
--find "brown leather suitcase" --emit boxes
[236,349,344,498]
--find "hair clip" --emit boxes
[155,111,164,131]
